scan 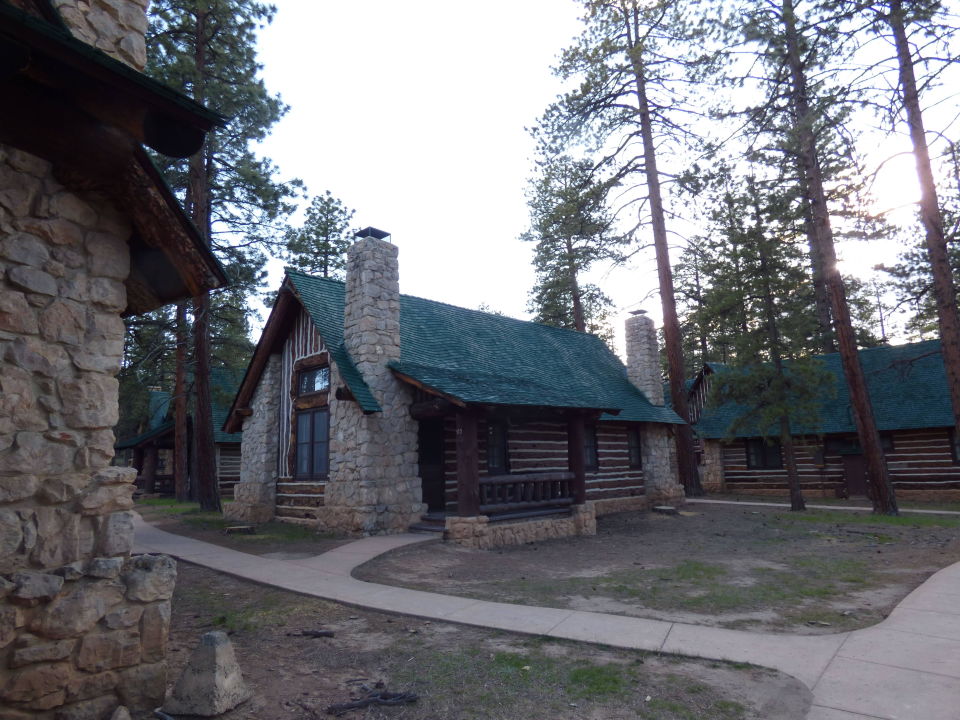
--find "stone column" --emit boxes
[624,312,684,506]
[625,310,664,405]
[319,232,425,535]
[225,355,281,523]
[0,3,177,716]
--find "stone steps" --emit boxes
[276,493,324,508]
[273,515,316,527]
[276,482,325,495]
[274,505,320,520]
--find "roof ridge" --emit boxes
[287,269,607,343]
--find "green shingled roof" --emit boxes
[285,272,683,424]
[695,340,952,439]
[116,368,242,449]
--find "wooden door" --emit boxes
[842,454,869,496]
[418,419,446,512]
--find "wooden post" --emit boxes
[456,409,480,516]
[567,412,586,504]
[132,447,145,475]
[142,445,158,495]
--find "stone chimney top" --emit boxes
[53,0,150,71]
[625,311,664,406]
[354,226,391,242]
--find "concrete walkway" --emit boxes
[134,517,960,720]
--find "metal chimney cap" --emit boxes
[354,226,391,241]
[629,309,648,316]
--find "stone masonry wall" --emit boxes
[445,503,596,550]
[224,355,281,524]
[700,439,724,493]
[0,145,175,717]
[624,311,664,406]
[52,0,150,71]
[316,236,425,535]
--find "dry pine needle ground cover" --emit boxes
[355,504,960,634]
[167,563,810,720]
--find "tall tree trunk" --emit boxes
[799,176,836,353]
[887,0,960,444]
[190,7,220,513]
[623,3,702,496]
[783,0,897,513]
[566,237,586,332]
[753,193,805,511]
[174,302,190,502]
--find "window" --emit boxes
[295,408,329,479]
[952,429,960,464]
[487,421,510,474]
[745,438,782,469]
[584,425,599,471]
[298,366,330,396]
[627,427,642,469]
[825,434,894,455]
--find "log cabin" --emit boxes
[692,340,960,502]
[223,228,686,547]
[115,369,244,497]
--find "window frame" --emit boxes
[627,426,643,469]
[486,420,510,475]
[294,407,330,480]
[584,424,599,472]
[745,438,783,470]
[297,364,330,397]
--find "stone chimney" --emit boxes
[53,0,150,71]
[320,227,425,535]
[343,227,401,380]
[625,310,664,405]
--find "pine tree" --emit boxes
[284,191,355,279]
[522,155,622,340]
[143,0,297,510]
[535,0,710,496]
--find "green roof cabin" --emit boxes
[690,341,960,502]
[223,229,685,546]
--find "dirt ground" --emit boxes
[354,504,960,634]
[136,498,350,557]
[164,563,811,720]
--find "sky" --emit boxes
[253,1,931,353]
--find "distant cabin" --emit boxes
[691,341,960,502]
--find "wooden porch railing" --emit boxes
[479,471,575,514]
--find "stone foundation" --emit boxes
[0,553,175,717]
[641,425,685,507]
[225,356,280,524]
[444,503,597,549]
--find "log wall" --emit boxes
[439,420,645,513]
[716,427,960,500]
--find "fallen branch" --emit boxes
[326,690,419,716]
[286,629,335,638]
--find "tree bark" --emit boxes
[783,0,896,513]
[887,0,960,446]
[173,301,190,502]
[623,2,702,496]
[190,7,220,513]
[566,237,586,332]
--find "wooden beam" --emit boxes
[235,408,253,417]
[567,412,587,505]
[410,398,457,420]
[456,409,480,517]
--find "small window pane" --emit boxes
[299,366,330,395]
[628,427,642,468]
[297,413,311,438]
[584,425,598,470]
[313,409,329,442]
[313,441,329,476]
[296,441,311,476]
